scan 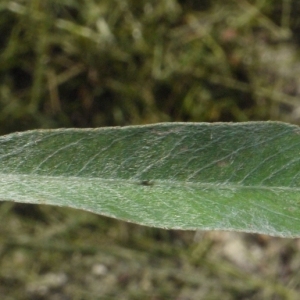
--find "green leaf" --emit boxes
[0,122,299,237]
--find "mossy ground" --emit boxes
[0,0,300,299]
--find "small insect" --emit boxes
[140,180,154,186]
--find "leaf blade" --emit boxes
[1,122,300,237]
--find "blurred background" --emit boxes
[0,0,300,299]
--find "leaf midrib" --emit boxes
[1,173,299,192]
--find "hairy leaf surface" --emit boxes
[0,122,299,237]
